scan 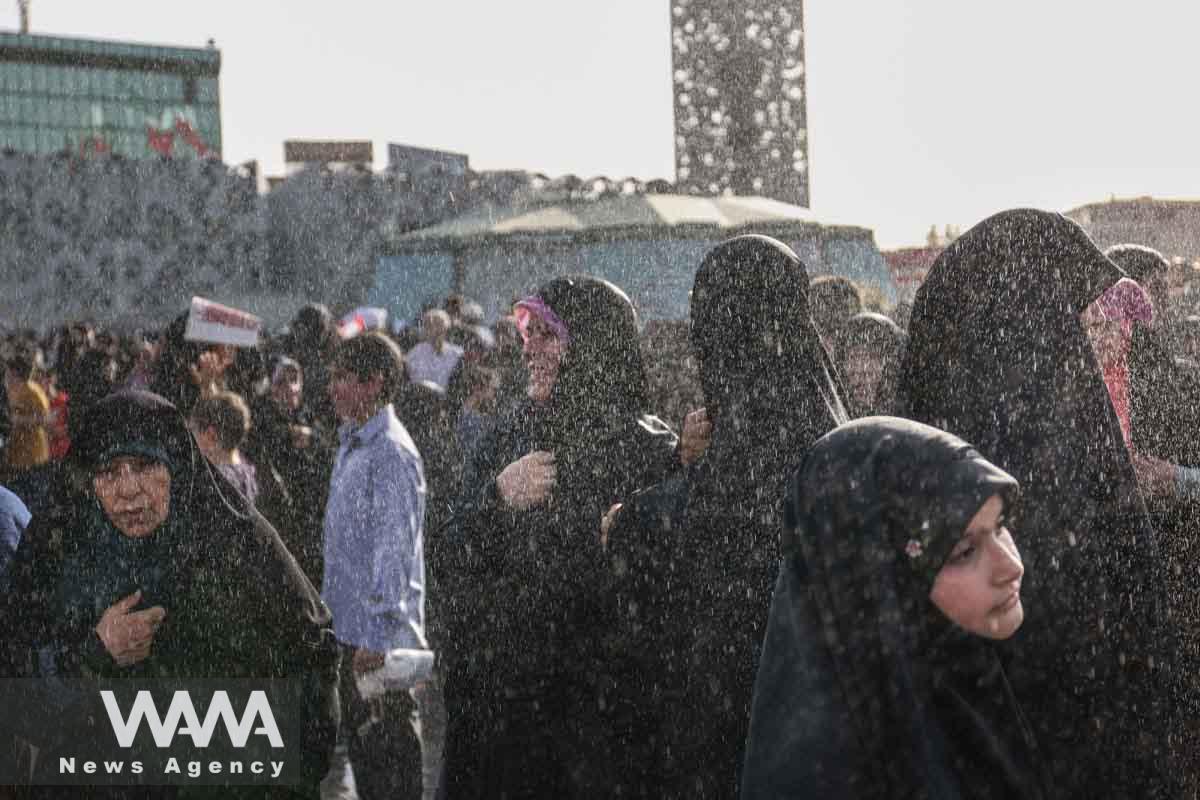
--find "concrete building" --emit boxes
[0,31,221,159]
[371,186,893,325]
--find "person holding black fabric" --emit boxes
[602,235,849,797]
[742,417,1046,799]
[439,276,680,798]
[897,209,1178,797]
[0,390,340,796]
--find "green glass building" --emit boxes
[0,31,221,159]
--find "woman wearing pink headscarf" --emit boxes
[1083,278,1200,500]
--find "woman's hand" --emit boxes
[1133,453,1176,499]
[679,407,712,466]
[95,590,167,667]
[189,347,234,395]
[600,503,623,549]
[352,648,387,676]
[496,451,556,511]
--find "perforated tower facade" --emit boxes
[670,1,809,206]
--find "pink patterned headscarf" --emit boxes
[513,295,571,345]
[1094,278,1154,331]
[1088,278,1153,450]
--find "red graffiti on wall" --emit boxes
[146,113,210,157]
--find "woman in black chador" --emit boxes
[742,417,1047,799]
[896,209,1177,797]
[1109,244,1200,473]
[1104,243,1200,784]
[836,310,908,417]
[0,390,340,796]
[603,234,848,797]
[439,276,680,798]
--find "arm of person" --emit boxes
[358,453,426,656]
[1178,465,1200,502]
[676,407,712,467]
[0,489,30,595]
[8,388,49,430]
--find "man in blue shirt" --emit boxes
[0,483,30,594]
[323,331,426,800]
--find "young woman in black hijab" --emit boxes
[602,234,849,796]
[896,209,1177,797]
[837,311,908,417]
[438,276,680,798]
[0,390,339,794]
[742,417,1044,799]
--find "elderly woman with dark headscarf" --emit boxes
[896,209,1179,796]
[602,235,849,796]
[0,390,339,793]
[743,417,1046,799]
[439,276,680,798]
[837,311,908,417]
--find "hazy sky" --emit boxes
[21,1,1200,247]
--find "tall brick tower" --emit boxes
[670,1,809,206]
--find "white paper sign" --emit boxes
[183,296,262,348]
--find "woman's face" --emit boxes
[271,369,303,412]
[929,495,1025,640]
[842,346,883,410]
[522,316,567,404]
[93,456,172,539]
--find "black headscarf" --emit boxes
[896,209,1175,795]
[689,234,848,509]
[1105,243,1167,284]
[838,311,908,417]
[535,274,651,426]
[743,417,1042,799]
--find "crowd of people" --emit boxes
[0,207,1198,798]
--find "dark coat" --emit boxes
[896,209,1178,797]
[742,417,1046,800]
[0,391,340,796]
[604,235,849,797]
[244,394,334,588]
[439,276,680,799]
